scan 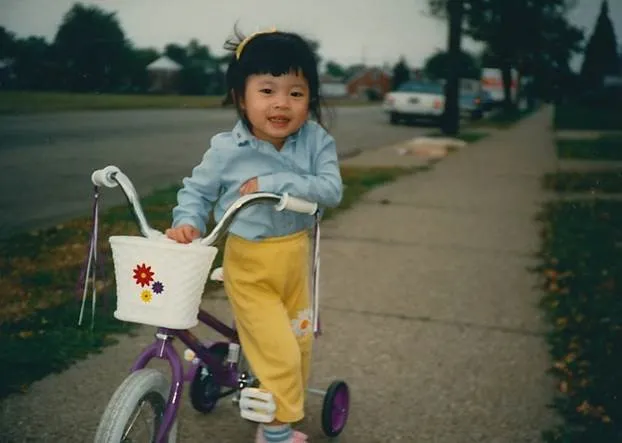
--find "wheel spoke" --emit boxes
[122,399,157,442]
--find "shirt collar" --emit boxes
[232,120,302,147]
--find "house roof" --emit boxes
[320,74,345,83]
[147,56,182,71]
[346,66,391,83]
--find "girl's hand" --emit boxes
[240,177,258,195]
[165,224,200,243]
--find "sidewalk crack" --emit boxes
[321,234,534,258]
[324,305,545,337]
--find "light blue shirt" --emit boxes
[172,119,343,241]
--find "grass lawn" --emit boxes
[470,105,538,129]
[542,170,622,194]
[424,129,490,144]
[535,199,622,442]
[554,104,622,131]
[557,136,622,161]
[0,164,419,399]
[537,108,622,441]
[0,91,376,114]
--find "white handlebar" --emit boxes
[89,165,319,245]
[91,165,121,188]
[274,193,318,215]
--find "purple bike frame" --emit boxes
[88,169,320,442]
[130,308,241,443]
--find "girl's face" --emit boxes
[240,72,310,149]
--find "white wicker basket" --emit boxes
[108,235,218,329]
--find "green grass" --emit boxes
[554,104,622,131]
[542,170,622,194]
[557,136,622,161]
[470,105,537,129]
[0,165,417,399]
[535,199,622,442]
[425,130,490,145]
[456,131,489,143]
[0,91,376,114]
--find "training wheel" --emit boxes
[321,380,350,437]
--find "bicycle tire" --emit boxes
[94,368,178,443]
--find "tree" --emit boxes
[0,27,17,58]
[325,61,346,78]
[441,0,464,136]
[12,36,57,90]
[127,47,159,92]
[580,0,620,89]
[391,57,410,90]
[423,49,480,80]
[54,3,132,92]
[164,40,225,95]
[428,0,583,109]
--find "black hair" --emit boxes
[223,25,329,131]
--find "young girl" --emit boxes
[165,27,343,443]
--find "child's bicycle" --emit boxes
[82,166,350,442]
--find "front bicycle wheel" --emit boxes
[94,368,178,443]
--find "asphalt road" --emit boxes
[0,106,430,238]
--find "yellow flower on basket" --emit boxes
[140,289,153,303]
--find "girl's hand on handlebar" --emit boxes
[165,225,200,243]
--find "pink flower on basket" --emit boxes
[133,263,154,287]
[152,281,164,294]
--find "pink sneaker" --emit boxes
[292,430,309,442]
[255,426,308,442]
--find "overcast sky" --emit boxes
[1,0,620,71]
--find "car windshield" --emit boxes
[397,82,443,94]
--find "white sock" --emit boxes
[262,424,293,442]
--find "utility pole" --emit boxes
[441,0,464,136]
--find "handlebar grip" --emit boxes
[275,194,318,215]
[91,165,121,188]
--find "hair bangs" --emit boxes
[238,35,318,90]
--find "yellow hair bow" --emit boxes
[235,26,278,60]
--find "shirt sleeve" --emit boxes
[257,130,343,208]
[171,143,222,235]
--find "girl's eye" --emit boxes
[260,88,272,94]
[291,91,304,97]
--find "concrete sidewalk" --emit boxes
[0,108,558,442]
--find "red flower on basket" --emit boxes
[133,263,155,287]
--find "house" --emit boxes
[345,67,391,100]
[319,74,347,98]
[146,56,182,93]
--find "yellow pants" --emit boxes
[223,230,313,423]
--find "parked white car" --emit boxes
[382,81,445,125]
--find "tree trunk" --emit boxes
[501,61,515,112]
[441,0,463,136]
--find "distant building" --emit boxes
[146,56,182,93]
[320,74,347,98]
[345,67,391,100]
